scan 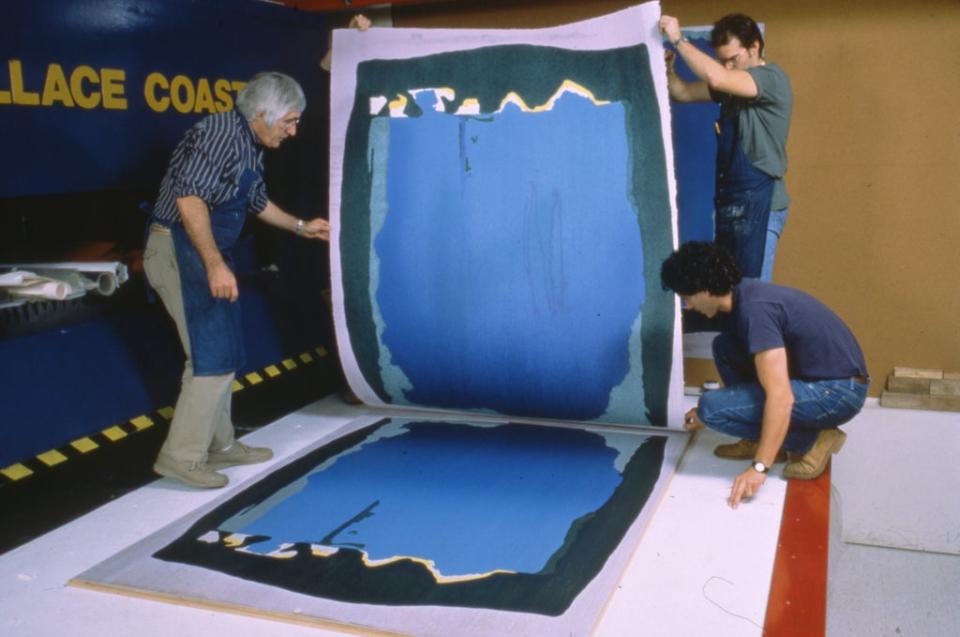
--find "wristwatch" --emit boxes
[751,460,769,474]
[295,219,304,236]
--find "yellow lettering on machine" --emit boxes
[144,72,169,112]
[193,77,215,114]
[70,65,101,109]
[100,67,127,109]
[214,78,234,112]
[9,59,40,105]
[41,63,75,107]
[169,75,194,114]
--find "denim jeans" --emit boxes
[700,332,868,453]
[760,208,788,282]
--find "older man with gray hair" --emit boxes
[144,71,329,489]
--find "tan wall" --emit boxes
[395,0,960,395]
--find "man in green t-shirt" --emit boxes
[660,13,793,281]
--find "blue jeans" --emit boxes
[700,332,868,453]
[760,208,788,282]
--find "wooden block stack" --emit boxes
[879,367,960,412]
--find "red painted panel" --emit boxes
[764,465,832,637]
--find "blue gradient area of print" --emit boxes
[230,421,623,577]
[670,36,720,243]
[373,91,645,420]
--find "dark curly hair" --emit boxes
[660,242,742,296]
[711,13,764,57]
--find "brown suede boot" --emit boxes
[713,439,787,463]
[783,429,847,480]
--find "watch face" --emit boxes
[753,461,768,473]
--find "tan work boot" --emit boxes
[783,429,847,480]
[714,439,787,463]
[206,441,273,470]
[154,453,228,489]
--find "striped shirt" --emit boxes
[151,110,269,225]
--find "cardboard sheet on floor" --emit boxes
[73,414,689,636]
[832,404,960,555]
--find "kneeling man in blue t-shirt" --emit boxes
[661,242,869,508]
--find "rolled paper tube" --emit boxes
[9,280,71,300]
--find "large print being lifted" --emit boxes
[330,2,683,429]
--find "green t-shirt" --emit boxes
[718,63,793,210]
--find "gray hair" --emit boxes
[236,72,306,126]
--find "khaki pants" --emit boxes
[144,227,235,463]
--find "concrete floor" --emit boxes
[826,402,960,637]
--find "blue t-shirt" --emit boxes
[730,279,867,380]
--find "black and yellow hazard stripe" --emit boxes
[0,346,329,485]
[0,409,172,484]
